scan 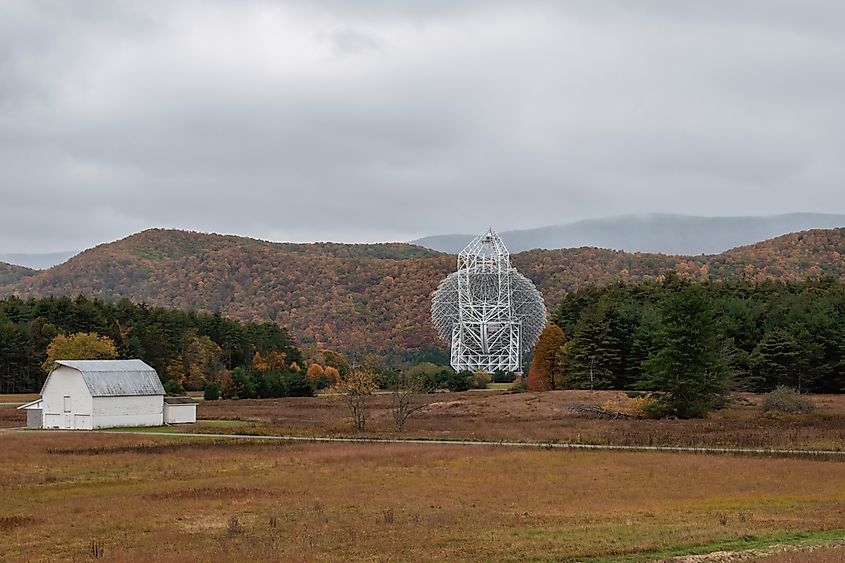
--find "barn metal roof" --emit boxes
[164,396,197,405]
[45,359,165,397]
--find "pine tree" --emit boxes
[565,307,621,389]
[750,330,802,391]
[643,285,728,418]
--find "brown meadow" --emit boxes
[1,430,845,561]
[2,391,845,560]
[190,390,845,451]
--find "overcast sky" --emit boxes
[2,1,844,253]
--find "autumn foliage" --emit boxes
[527,323,566,391]
[3,227,845,366]
[42,332,118,373]
[334,368,379,432]
[252,350,288,372]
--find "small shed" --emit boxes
[40,359,165,429]
[17,399,43,429]
[163,396,197,424]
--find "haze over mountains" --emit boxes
[413,213,845,255]
[0,251,78,270]
[2,227,845,363]
[5,213,845,270]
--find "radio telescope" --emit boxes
[431,228,546,374]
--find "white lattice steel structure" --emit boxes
[431,228,546,374]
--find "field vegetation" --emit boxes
[193,391,845,451]
[2,431,845,561]
[3,390,836,451]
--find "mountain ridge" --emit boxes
[412,213,845,255]
[3,227,845,363]
[0,261,37,288]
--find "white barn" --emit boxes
[40,359,166,430]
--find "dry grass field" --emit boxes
[2,430,845,562]
[4,390,845,450]
[2,391,845,561]
[185,390,845,451]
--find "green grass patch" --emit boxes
[102,425,183,433]
[197,419,252,428]
[592,528,845,562]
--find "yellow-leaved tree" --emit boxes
[42,332,118,373]
[334,368,379,432]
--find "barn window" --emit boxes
[63,396,71,413]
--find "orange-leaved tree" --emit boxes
[527,323,567,391]
[306,363,325,381]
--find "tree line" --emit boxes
[0,295,301,393]
[527,275,845,416]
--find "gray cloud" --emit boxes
[1,0,844,252]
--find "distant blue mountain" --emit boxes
[0,251,78,270]
[411,213,845,255]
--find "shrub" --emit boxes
[632,396,667,419]
[163,379,185,396]
[760,386,814,415]
[468,371,492,389]
[448,372,474,392]
[600,394,665,419]
[410,365,457,392]
[311,374,334,390]
[492,370,518,383]
[203,382,221,401]
[508,379,529,393]
[282,372,316,397]
[420,368,468,392]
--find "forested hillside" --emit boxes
[0,295,301,393]
[516,228,845,312]
[0,262,36,288]
[2,228,845,363]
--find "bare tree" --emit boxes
[334,368,378,432]
[391,373,430,433]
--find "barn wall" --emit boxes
[42,367,93,429]
[164,404,196,424]
[92,395,163,428]
[27,409,42,429]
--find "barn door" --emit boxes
[63,395,72,429]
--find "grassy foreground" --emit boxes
[2,431,845,561]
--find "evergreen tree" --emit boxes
[750,330,802,391]
[203,381,221,400]
[643,285,728,418]
[565,307,621,389]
